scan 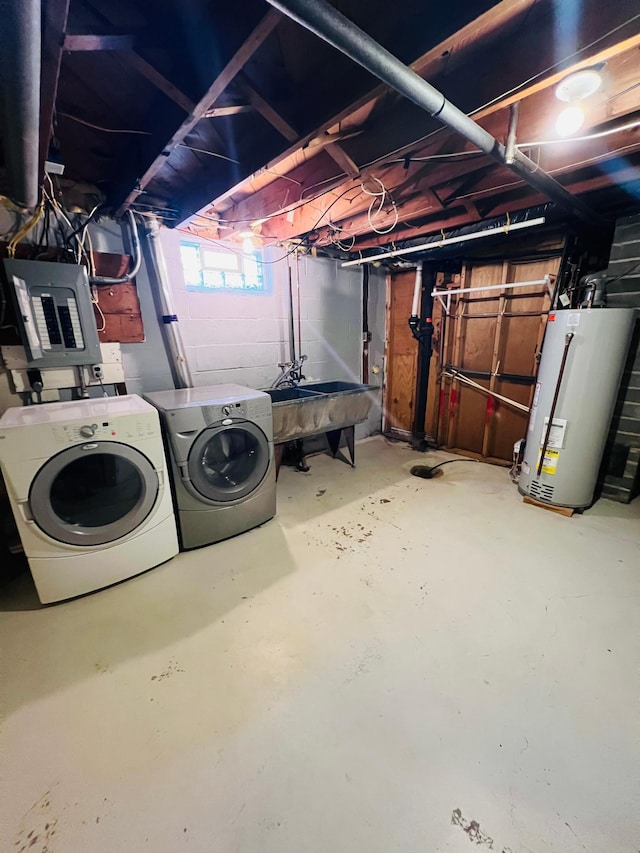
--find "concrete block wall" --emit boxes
[159,228,369,393]
[0,213,385,439]
[88,219,174,396]
[599,213,640,503]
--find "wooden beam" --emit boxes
[248,68,640,244]
[208,0,539,214]
[259,152,502,243]
[309,184,454,246]
[237,74,297,142]
[319,142,640,247]
[63,33,135,51]
[217,0,640,233]
[440,135,640,205]
[462,199,482,220]
[349,164,640,251]
[116,8,281,215]
[39,0,71,181]
[473,31,640,123]
[440,169,493,207]
[325,143,360,178]
[204,105,254,117]
[116,51,230,158]
[121,50,195,113]
[339,5,640,175]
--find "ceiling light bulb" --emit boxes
[555,68,602,103]
[242,237,255,254]
[556,105,585,137]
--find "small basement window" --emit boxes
[180,241,266,293]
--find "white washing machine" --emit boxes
[144,385,276,550]
[0,395,179,603]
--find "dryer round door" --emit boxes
[29,441,159,546]
[188,421,270,503]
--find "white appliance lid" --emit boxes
[0,394,154,428]
[144,384,270,410]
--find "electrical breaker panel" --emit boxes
[3,259,101,368]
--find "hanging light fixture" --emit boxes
[554,65,604,138]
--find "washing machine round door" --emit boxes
[188,421,270,503]
[30,442,159,546]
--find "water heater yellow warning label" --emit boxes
[537,448,559,475]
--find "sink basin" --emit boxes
[300,381,369,394]
[265,381,376,444]
[266,387,322,403]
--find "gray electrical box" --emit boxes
[3,259,101,368]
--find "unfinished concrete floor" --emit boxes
[1,437,639,853]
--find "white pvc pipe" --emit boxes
[433,277,549,298]
[411,261,423,316]
[341,217,546,267]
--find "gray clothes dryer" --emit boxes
[144,385,276,549]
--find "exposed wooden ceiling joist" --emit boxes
[212,0,640,244]
[204,105,254,117]
[62,33,135,51]
[324,143,360,179]
[353,162,640,250]
[120,51,195,113]
[29,0,639,244]
[207,0,539,217]
[115,8,282,216]
[261,114,640,248]
[237,74,297,142]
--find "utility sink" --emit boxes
[300,381,369,394]
[266,387,322,404]
[265,381,376,449]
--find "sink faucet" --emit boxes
[271,354,308,389]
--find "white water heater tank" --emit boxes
[519,308,636,509]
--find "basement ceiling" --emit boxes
[6,0,640,251]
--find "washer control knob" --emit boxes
[222,405,232,417]
[79,424,95,438]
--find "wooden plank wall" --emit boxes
[384,269,418,436]
[438,256,560,460]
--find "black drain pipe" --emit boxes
[265,0,605,229]
[409,262,436,451]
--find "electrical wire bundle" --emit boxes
[1,175,109,331]
[360,175,399,235]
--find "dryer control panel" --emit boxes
[202,397,271,424]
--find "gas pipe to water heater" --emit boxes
[536,331,574,477]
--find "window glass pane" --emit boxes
[244,256,260,282]
[224,272,245,289]
[181,241,266,292]
[202,269,226,288]
[202,249,239,271]
[179,242,202,287]
[50,454,143,527]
